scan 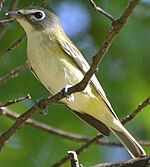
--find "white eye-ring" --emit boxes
[30,11,46,21]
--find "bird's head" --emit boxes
[9,7,61,34]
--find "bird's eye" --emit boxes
[34,12,43,19]
[29,10,46,21]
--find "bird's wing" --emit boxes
[58,37,118,120]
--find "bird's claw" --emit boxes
[35,99,49,115]
[62,85,74,102]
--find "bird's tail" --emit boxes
[110,124,146,158]
[71,110,146,158]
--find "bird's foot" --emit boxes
[82,86,88,94]
[35,99,49,115]
[62,85,74,102]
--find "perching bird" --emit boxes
[9,7,146,158]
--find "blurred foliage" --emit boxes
[0,0,150,167]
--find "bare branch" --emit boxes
[0,35,25,58]
[0,62,27,85]
[0,18,14,26]
[0,107,89,142]
[1,107,150,148]
[89,0,115,21]
[93,156,150,167]
[122,97,150,124]
[0,105,38,151]
[0,95,31,108]
[73,0,140,92]
[0,0,20,40]
[0,87,92,151]
[52,135,103,167]
[68,151,80,167]
[97,140,150,147]
[100,140,150,147]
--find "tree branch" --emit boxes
[0,107,89,142]
[0,0,19,40]
[76,0,140,91]
[0,62,27,84]
[0,18,14,26]
[93,156,150,167]
[0,35,25,58]
[0,95,30,107]
[0,105,38,151]
[89,0,115,21]
[52,134,104,167]
[122,96,150,124]
[0,106,150,147]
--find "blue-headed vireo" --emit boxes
[9,7,146,158]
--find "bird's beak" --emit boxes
[7,10,24,19]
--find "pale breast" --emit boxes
[27,32,84,94]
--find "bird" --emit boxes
[9,7,146,158]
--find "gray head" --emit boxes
[9,7,61,33]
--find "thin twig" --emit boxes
[52,135,103,167]
[1,107,150,147]
[97,140,150,147]
[89,0,115,22]
[122,97,150,124]
[0,95,31,108]
[68,151,80,167]
[0,62,28,85]
[73,0,140,92]
[0,35,25,58]
[0,89,87,151]
[0,18,14,26]
[0,0,19,40]
[0,107,89,142]
[92,156,150,167]
[0,106,38,151]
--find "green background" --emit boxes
[0,0,150,166]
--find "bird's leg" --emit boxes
[35,99,49,115]
[61,84,75,102]
[82,86,89,94]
